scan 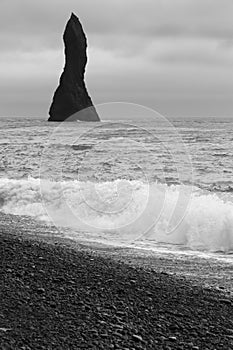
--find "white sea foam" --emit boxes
[0,177,233,252]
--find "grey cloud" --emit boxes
[0,0,233,117]
[149,40,233,66]
[0,0,233,53]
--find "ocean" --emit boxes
[1,108,233,264]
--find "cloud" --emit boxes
[1,0,233,51]
[0,0,233,116]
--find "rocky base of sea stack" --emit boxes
[0,233,232,350]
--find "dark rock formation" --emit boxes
[48,13,100,122]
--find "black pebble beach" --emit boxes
[0,231,233,350]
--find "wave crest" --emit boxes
[0,177,233,252]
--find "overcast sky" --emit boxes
[0,0,233,117]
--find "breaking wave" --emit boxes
[0,177,233,252]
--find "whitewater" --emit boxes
[1,111,233,261]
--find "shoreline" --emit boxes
[1,212,233,294]
[0,213,233,349]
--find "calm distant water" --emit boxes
[0,115,233,257]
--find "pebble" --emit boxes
[168,336,177,341]
[36,287,45,294]
[219,298,231,305]
[0,327,12,332]
[132,334,143,342]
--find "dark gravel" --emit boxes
[0,233,233,350]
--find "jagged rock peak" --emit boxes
[48,13,100,122]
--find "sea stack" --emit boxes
[48,13,100,122]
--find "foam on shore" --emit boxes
[0,177,233,252]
